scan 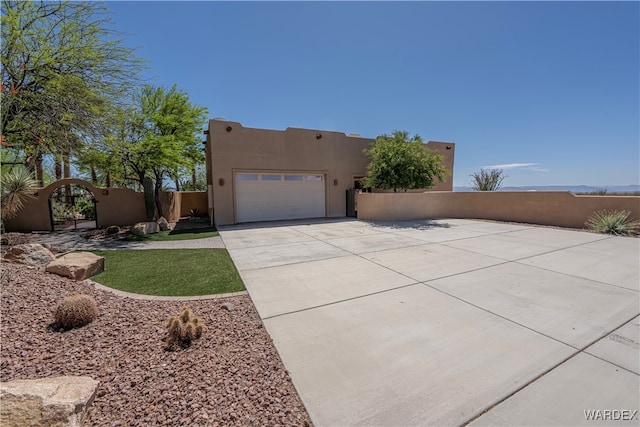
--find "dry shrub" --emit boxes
[53,294,99,330]
[165,305,204,351]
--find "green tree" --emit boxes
[177,164,207,191]
[470,168,507,191]
[362,130,448,192]
[1,0,143,184]
[110,85,208,217]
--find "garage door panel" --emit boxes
[236,173,325,223]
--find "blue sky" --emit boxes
[107,1,639,187]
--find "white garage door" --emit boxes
[235,173,325,223]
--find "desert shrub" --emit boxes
[106,225,120,235]
[0,237,8,246]
[165,305,204,351]
[189,208,200,218]
[585,210,640,236]
[53,294,99,330]
[470,168,507,191]
[75,198,95,218]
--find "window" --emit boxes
[237,174,258,181]
[284,175,303,181]
[305,175,323,181]
[261,174,281,181]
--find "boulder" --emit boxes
[156,216,169,231]
[0,376,99,427]
[2,244,56,267]
[131,221,159,236]
[46,252,105,281]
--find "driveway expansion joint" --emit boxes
[460,311,640,426]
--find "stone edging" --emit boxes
[86,279,248,301]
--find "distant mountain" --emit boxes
[453,185,640,194]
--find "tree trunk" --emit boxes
[192,167,197,191]
[105,172,111,188]
[153,170,164,219]
[34,154,44,187]
[63,151,71,204]
[90,166,98,184]
[55,156,62,180]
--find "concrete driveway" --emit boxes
[219,218,639,426]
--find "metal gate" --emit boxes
[49,184,97,231]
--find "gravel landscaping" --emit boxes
[0,262,312,426]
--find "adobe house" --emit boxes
[204,119,455,225]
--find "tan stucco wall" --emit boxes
[179,192,208,217]
[357,192,640,229]
[159,191,208,220]
[3,178,146,232]
[4,180,211,232]
[206,119,456,225]
[159,192,180,222]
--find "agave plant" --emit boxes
[585,210,640,236]
[1,168,38,221]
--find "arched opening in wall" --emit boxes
[48,184,97,231]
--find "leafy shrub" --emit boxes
[362,130,447,192]
[106,225,120,235]
[75,198,95,218]
[165,306,204,351]
[585,210,640,236]
[53,294,99,330]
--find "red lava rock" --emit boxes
[1,262,313,426]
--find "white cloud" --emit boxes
[483,163,547,172]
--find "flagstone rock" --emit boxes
[0,376,99,427]
[131,221,159,236]
[46,252,105,281]
[2,244,55,267]
[157,217,169,231]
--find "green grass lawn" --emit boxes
[89,249,244,296]
[123,227,219,242]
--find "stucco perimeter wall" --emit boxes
[159,192,180,222]
[207,120,373,225]
[5,181,209,232]
[158,191,208,222]
[179,192,208,217]
[3,178,146,232]
[357,191,640,229]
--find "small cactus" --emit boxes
[106,225,120,235]
[53,294,99,330]
[164,306,204,351]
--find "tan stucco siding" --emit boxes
[207,120,456,225]
[207,120,373,225]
